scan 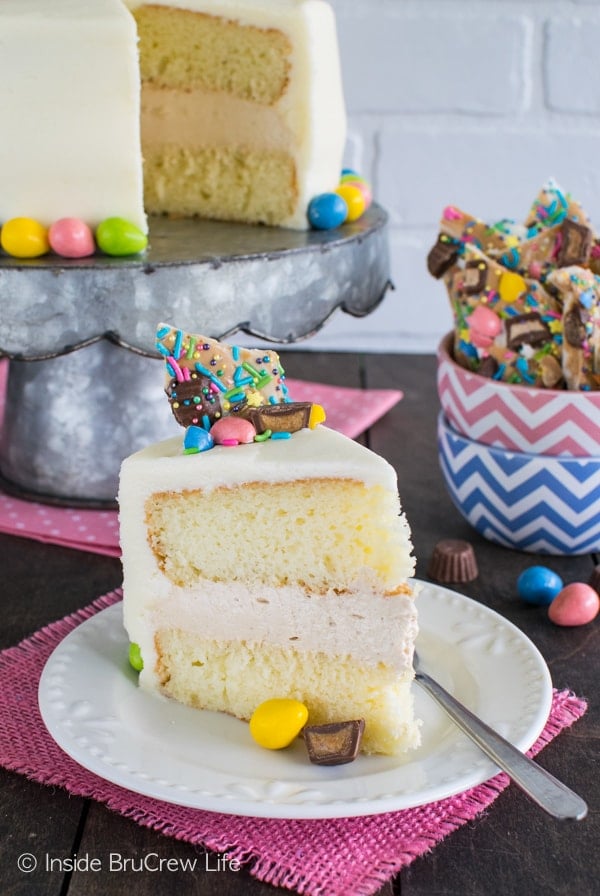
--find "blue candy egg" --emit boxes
[517,566,563,606]
[183,425,214,453]
[308,193,348,230]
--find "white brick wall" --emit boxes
[296,0,600,354]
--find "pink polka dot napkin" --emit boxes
[0,590,588,896]
[0,364,401,556]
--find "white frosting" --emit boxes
[0,0,146,232]
[119,426,417,691]
[119,427,402,494]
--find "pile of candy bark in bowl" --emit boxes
[428,179,600,554]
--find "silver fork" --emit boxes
[413,651,588,820]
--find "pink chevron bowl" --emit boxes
[437,332,600,457]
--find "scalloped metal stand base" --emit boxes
[0,207,391,359]
[0,210,391,505]
[0,342,171,506]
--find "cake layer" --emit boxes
[131,5,292,103]
[154,630,421,755]
[0,0,146,232]
[141,87,293,155]
[142,145,297,224]
[119,428,415,592]
[146,478,411,592]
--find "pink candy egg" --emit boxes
[210,416,256,446]
[548,583,600,626]
[443,206,462,221]
[48,218,95,258]
[528,260,543,280]
[468,305,502,349]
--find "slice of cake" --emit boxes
[127,0,346,228]
[119,325,420,756]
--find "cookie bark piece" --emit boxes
[548,265,600,390]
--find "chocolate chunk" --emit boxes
[557,220,593,267]
[563,308,586,348]
[505,312,551,350]
[427,234,459,278]
[462,259,488,295]
[538,354,563,389]
[304,719,365,766]
[248,402,313,434]
[427,539,478,584]
[476,355,499,379]
[166,376,223,428]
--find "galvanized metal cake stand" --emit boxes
[0,206,391,507]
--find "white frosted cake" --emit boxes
[0,0,346,232]
[118,325,421,756]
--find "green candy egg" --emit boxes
[340,172,367,186]
[96,217,148,256]
[128,642,144,672]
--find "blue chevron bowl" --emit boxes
[438,411,600,555]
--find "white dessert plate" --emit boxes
[38,581,552,819]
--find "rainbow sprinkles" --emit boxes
[155,323,326,452]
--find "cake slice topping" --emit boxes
[156,322,325,450]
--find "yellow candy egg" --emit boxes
[308,403,326,429]
[335,184,367,222]
[249,698,309,750]
[1,217,50,258]
[499,270,527,304]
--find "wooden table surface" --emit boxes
[0,351,597,896]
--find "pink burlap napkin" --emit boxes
[0,372,401,555]
[0,590,587,896]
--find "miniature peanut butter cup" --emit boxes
[304,719,365,766]
[427,539,478,583]
[248,402,313,434]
